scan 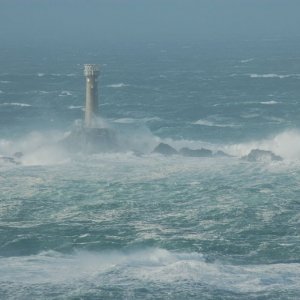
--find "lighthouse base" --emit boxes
[60,127,118,153]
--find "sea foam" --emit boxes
[0,248,299,294]
[0,102,31,107]
[249,73,300,79]
[107,83,129,88]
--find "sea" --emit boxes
[0,39,300,299]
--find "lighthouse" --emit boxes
[84,64,100,127]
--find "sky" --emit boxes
[1,0,300,46]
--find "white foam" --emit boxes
[249,73,298,79]
[0,131,68,165]
[59,91,72,96]
[260,100,279,105]
[0,80,11,84]
[0,102,31,107]
[225,129,300,160]
[107,83,129,88]
[0,248,299,294]
[37,73,45,77]
[68,105,83,110]
[193,119,239,128]
[240,58,254,63]
[51,73,76,77]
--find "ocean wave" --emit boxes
[0,80,11,84]
[249,73,299,79]
[51,73,76,77]
[240,58,254,63]
[0,102,31,107]
[193,119,239,128]
[225,129,300,160]
[0,90,3,94]
[59,91,72,96]
[113,118,136,124]
[39,90,51,94]
[37,73,45,77]
[68,105,83,110]
[113,117,161,124]
[2,126,300,167]
[107,83,129,88]
[0,131,68,166]
[260,100,279,105]
[0,248,299,294]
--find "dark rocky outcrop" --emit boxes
[179,147,213,157]
[0,156,20,165]
[242,149,283,162]
[152,143,178,155]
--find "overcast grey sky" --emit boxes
[1,0,300,46]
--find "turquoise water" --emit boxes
[0,40,300,299]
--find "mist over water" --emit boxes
[1,27,300,300]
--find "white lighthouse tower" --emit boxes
[84,64,100,127]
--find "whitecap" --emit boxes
[107,83,129,88]
[51,73,76,77]
[225,129,300,160]
[37,73,45,77]
[68,105,83,110]
[240,58,254,63]
[249,74,292,79]
[193,119,239,128]
[0,248,299,294]
[59,91,72,96]
[0,102,31,107]
[260,100,279,105]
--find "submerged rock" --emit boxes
[152,143,178,155]
[242,149,283,162]
[13,152,23,159]
[179,147,213,157]
[60,127,119,153]
[0,156,20,165]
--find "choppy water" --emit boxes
[1,40,300,299]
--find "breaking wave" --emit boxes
[107,83,130,88]
[249,73,300,79]
[240,58,254,63]
[225,129,300,160]
[0,248,299,294]
[260,100,279,105]
[193,119,239,128]
[59,90,72,96]
[68,105,83,110]
[0,102,32,107]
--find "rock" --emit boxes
[0,156,19,165]
[242,149,283,162]
[60,127,119,153]
[152,143,178,155]
[179,147,212,157]
[14,152,23,158]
